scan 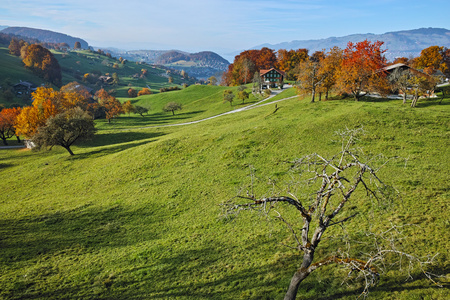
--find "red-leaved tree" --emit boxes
[336,40,389,101]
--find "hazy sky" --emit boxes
[1,0,449,56]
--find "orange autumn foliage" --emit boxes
[95,89,124,123]
[0,107,22,145]
[336,40,389,101]
[15,85,91,138]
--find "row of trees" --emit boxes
[0,83,123,153]
[295,41,447,104]
[0,81,185,152]
[223,42,449,105]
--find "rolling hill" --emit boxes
[0,46,196,106]
[108,49,230,80]
[0,86,449,299]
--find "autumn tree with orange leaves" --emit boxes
[413,45,449,77]
[0,107,22,145]
[22,44,62,86]
[336,40,389,101]
[222,48,277,86]
[320,47,343,100]
[95,89,123,123]
[15,87,62,138]
[15,85,92,138]
[276,49,309,80]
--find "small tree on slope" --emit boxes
[32,107,96,156]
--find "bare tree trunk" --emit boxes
[284,251,314,300]
[311,88,316,103]
[63,146,75,156]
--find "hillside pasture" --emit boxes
[0,89,449,299]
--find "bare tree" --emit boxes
[252,72,262,95]
[222,128,440,299]
[295,58,326,103]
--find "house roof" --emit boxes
[13,81,35,88]
[383,63,409,71]
[260,68,285,76]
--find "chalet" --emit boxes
[98,76,113,84]
[260,68,285,89]
[383,63,411,74]
[13,81,37,96]
[64,83,94,95]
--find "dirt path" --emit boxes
[133,86,295,129]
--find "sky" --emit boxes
[1,0,449,57]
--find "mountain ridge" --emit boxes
[1,26,89,49]
[251,27,450,60]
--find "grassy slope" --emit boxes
[0,47,48,105]
[0,46,194,105]
[96,84,261,131]
[0,89,449,299]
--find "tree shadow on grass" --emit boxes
[415,97,450,107]
[0,204,162,264]
[99,246,293,300]
[139,110,206,126]
[100,110,207,129]
[71,131,165,159]
[0,162,15,169]
[80,131,165,148]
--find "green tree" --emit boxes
[135,105,149,117]
[208,76,218,86]
[32,107,96,156]
[238,90,249,104]
[223,89,235,106]
[112,73,119,86]
[128,88,138,98]
[122,100,135,115]
[163,102,182,115]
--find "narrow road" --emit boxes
[139,85,295,129]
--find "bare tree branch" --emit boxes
[221,128,441,300]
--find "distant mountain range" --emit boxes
[0,26,89,49]
[251,28,450,61]
[106,49,230,79]
[2,25,448,76]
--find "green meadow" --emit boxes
[1,85,449,299]
[0,47,194,104]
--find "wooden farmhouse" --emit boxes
[13,81,37,96]
[260,68,285,89]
